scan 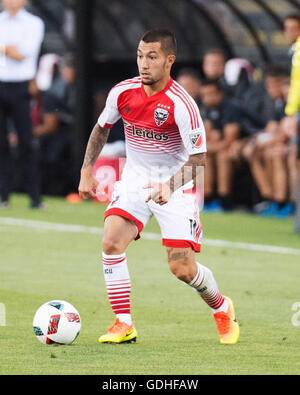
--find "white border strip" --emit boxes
[1,217,300,256]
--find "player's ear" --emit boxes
[167,54,176,68]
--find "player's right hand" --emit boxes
[143,183,172,205]
[78,173,104,200]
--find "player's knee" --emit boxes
[168,261,193,283]
[102,236,124,255]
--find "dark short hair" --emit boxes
[140,29,177,55]
[200,78,223,91]
[265,64,289,78]
[177,67,201,82]
[284,13,300,26]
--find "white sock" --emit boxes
[102,252,133,325]
[116,313,132,326]
[189,262,228,314]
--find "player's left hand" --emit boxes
[143,183,172,205]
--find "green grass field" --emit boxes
[1,194,300,375]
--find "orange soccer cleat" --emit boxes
[98,318,137,344]
[213,296,240,345]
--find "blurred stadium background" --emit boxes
[1,0,300,376]
[1,0,299,226]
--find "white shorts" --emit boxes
[104,180,203,252]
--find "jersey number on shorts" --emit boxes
[189,219,201,242]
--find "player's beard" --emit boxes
[141,76,157,86]
[141,62,167,86]
[142,79,156,86]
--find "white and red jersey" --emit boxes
[98,76,206,187]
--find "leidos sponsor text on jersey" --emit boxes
[125,122,169,142]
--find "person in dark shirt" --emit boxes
[202,49,250,101]
[242,65,288,133]
[199,79,242,211]
[240,66,292,216]
[261,76,299,218]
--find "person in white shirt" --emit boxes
[0,0,45,208]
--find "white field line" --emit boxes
[1,217,300,256]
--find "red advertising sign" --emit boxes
[93,157,126,203]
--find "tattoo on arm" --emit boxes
[167,248,189,263]
[81,124,110,170]
[168,153,206,192]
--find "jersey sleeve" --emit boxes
[174,99,207,155]
[286,38,300,116]
[98,87,122,129]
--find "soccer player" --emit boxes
[78,29,240,345]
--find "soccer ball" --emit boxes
[33,300,81,345]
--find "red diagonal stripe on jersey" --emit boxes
[116,77,141,85]
[115,77,142,87]
[109,78,142,94]
[171,83,197,129]
[169,85,196,130]
[115,81,141,89]
[173,81,200,129]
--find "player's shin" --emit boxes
[189,262,228,313]
[102,252,132,325]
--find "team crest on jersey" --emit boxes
[154,107,169,127]
[190,132,203,148]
